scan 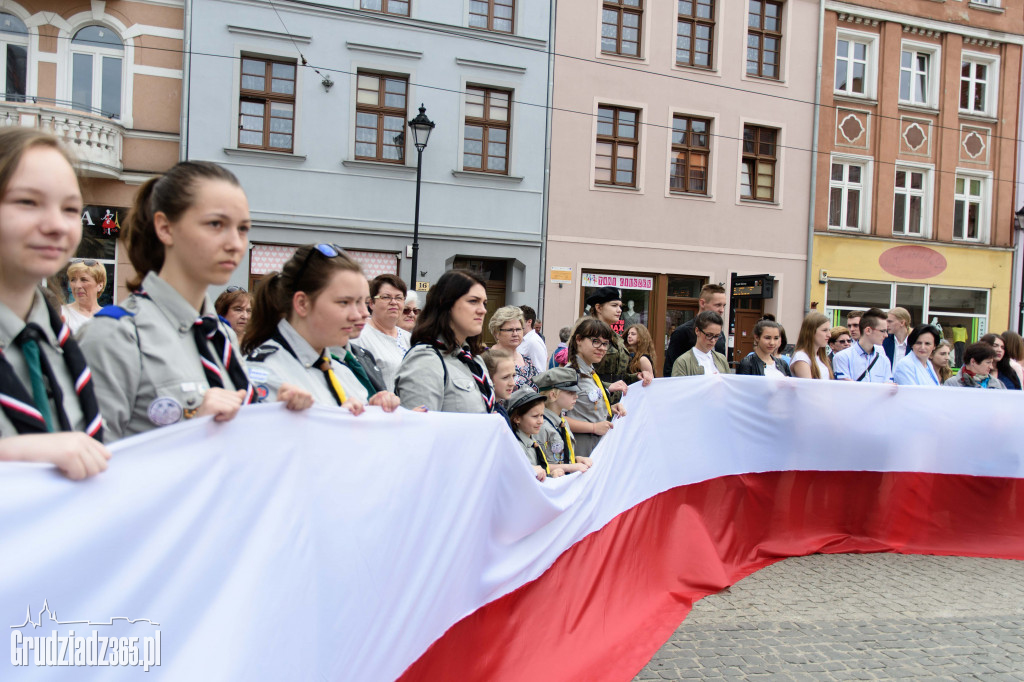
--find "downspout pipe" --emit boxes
[805,0,826,315]
[538,0,557,322]
[180,0,193,162]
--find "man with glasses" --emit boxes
[670,311,731,377]
[664,283,727,376]
[832,307,893,383]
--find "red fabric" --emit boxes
[399,471,1024,682]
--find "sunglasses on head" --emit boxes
[295,243,348,280]
[72,259,99,267]
[225,286,247,293]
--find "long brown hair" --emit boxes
[624,323,655,373]
[242,244,363,354]
[124,161,241,291]
[411,269,488,355]
[931,339,954,383]
[794,312,833,379]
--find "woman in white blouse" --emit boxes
[350,273,411,392]
[791,312,834,380]
[62,259,105,333]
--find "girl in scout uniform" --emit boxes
[565,319,627,458]
[507,388,565,481]
[395,270,496,414]
[482,346,516,430]
[78,162,312,441]
[242,244,400,413]
[535,368,591,474]
[0,128,110,479]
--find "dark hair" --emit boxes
[124,161,242,291]
[964,342,996,367]
[753,318,781,338]
[695,310,723,332]
[846,310,864,322]
[411,269,488,355]
[242,244,363,354]
[907,324,941,352]
[558,326,571,343]
[699,283,726,301]
[215,289,250,318]
[369,273,407,300]
[980,333,1018,387]
[567,318,613,369]
[509,395,546,425]
[520,305,537,325]
[859,307,886,333]
[1002,331,1024,363]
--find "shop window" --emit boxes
[0,13,27,103]
[581,271,653,335]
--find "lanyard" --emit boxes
[560,416,577,464]
[533,440,551,474]
[592,373,612,419]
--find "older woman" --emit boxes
[893,325,941,386]
[63,259,106,333]
[488,305,539,390]
[398,290,420,333]
[214,286,251,338]
[827,326,851,361]
[351,273,411,392]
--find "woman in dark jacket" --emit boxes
[737,318,792,377]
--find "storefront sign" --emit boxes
[82,205,123,237]
[550,267,573,284]
[731,274,775,299]
[878,245,947,280]
[582,273,654,290]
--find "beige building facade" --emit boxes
[0,0,183,304]
[544,0,820,370]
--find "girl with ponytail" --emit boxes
[78,161,311,441]
[242,244,400,413]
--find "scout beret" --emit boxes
[585,286,621,307]
[535,367,579,392]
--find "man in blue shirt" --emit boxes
[832,307,893,383]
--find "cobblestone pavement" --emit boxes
[633,553,1024,681]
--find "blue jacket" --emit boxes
[882,334,911,367]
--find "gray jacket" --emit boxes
[943,369,1007,389]
[394,341,492,413]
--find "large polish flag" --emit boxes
[1,375,1022,680]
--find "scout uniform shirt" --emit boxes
[566,359,612,459]
[246,319,369,405]
[394,340,493,414]
[77,272,249,442]
[539,407,575,466]
[516,428,550,473]
[0,292,85,437]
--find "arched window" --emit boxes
[71,25,122,118]
[0,13,28,103]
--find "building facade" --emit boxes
[186,0,551,339]
[544,0,818,369]
[0,0,184,304]
[811,0,1024,344]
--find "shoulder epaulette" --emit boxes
[93,305,134,320]
[247,346,279,362]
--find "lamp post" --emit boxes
[407,104,435,290]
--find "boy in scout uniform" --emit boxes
[535,368,591,474]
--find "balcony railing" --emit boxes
[0,102,123,178]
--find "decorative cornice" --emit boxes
[836,13,879,27]
[903,26,942,39]
[346,42,422,60]
[454,58,526,75]
[826,0,1024,46]
[226,25,312,45]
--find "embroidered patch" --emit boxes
[255,385,269,401]
[551,440,564,455]
[587,388,601,403]
[148,397,183,426]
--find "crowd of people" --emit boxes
[0,128,1018,485]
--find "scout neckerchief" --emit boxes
[543,411,576,464]
[270,329,347,406]
[532,438,551,475]
[192,315,256,404]
[339,349,376,397]
[443,343,495,413]
[0,298,103,440]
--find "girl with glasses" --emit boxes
[242,244,399,413]
[0,128,111,478]
[78,161,312,441]
[487,305,539,390]
[564,318,626,459]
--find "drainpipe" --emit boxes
[180,0,193,161]
[1011,48,1024,332]
[805,0,826,315]
[538,0,557,321]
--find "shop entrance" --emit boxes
[732,302,764,364]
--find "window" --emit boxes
[239,57,296,152]
[746,0,782,80]
[0,13,27,103]
[676,0,714,68]
[71,26,123,119]
[828,161,865,230]
[464,87,511,174]
[355,72,407,163]
[740,125,777,202]
[892,167,929,236]
[835,38,868,96]
[601,0,642,57]
[898,44,938,107]
[670,115,710,194]
[469,0,514,33]
[960,55,997,116]
[595,105,639,188]
[359,0,409,15]
[953,175,986,242]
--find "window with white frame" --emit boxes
[953,174,987,242]
[0,13,27,103]
[71,25,123,119]
[899,43,938,108]
[893,166,929,236]
[834,37,869,96]
[960,53,997,116]
[828,160,867,231]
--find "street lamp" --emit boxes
[407,104,435,290]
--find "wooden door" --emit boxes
[733,308,763,364]
[482,282,506,346]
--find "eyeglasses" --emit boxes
[295,243,347,281]
[697,329,719,341]
[374,295,405,303]
[403,307,421,316]
[500,327,524,335]
[833,338,852,345]
[225,285,247,293]
[72,259,99,267]
[585,338,610,350]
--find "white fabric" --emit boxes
[61,304,91,334]
[520,330,548,374]
[763,359,785,379]
[892,339,909,369]
[792,350,830,379]
[2,377,1023,680]
[350,323,410,392]
[692,346,719,375]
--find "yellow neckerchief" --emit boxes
[318,355,348,406]
[532,439,551,474]
[592,373,612,419]
[559,416,577,464]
